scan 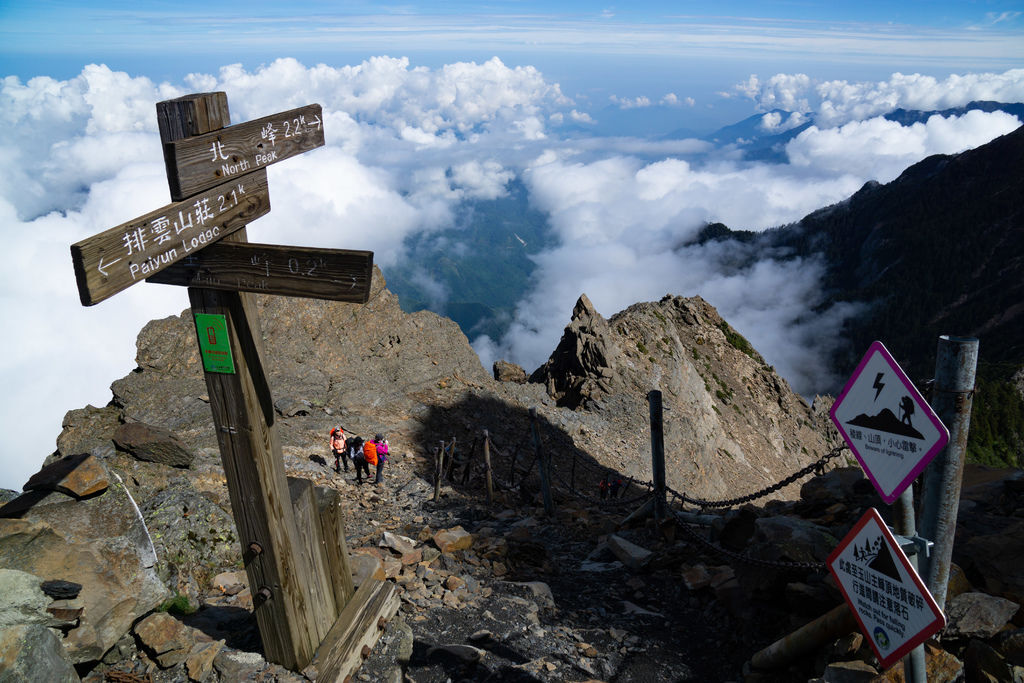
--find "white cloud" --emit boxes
[736,68,1024,127]
[786,110,1022,181]
[2,59,1019,490]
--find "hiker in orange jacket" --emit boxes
[362,438,378,486]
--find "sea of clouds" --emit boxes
[1,59,1021,489]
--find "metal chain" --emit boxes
[549,463,655,507]
[665,445,849,509]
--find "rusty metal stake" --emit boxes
[918,335,978,611]
[749,603,857,670]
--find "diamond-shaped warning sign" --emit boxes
[827,508,945,670]
[830,341,948,504]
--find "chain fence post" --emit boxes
[482,429,494,506]
[918,336,978,610]
[649,390,667,522]
[433,440,444,502]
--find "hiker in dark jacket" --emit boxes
[349,435,369,484]
[371,433,389,485]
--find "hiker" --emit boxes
[609,475,623,499]
[349,435,369,484]
[599,474,609,500]
[362,436,378,485]
[372,433,389,485]
[329,426,347,473]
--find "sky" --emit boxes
[1,1,1022,489]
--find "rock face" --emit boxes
[530,293,842,500]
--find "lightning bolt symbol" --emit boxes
[872,372,885,401]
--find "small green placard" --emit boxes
[194,313,236,374]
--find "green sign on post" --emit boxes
[194,313,236,374]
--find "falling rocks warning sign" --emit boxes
[830,341,948,504]
[827,508,945,670]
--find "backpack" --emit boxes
[363,440,378,465]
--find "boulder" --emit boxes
[493,360,528,384]
[0,568,64,629]
[23,453,108,499]
[945,592,1020,639]
[0,464,168,663]
[960,519,1024,605]
[606,534,653,572]
[274,397,310,417]
[113,422,193,468]
[186,640,224,682]
[140,480,239,605]
[380,531,417,556]
[822,659,878,682]
[433,526,473,553]
[134,611,195,668]
[55,405,121,461]
[0,624,79,683]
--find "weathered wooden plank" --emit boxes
[164,103,324,201]
[189,284,318,670]
[316,487,355,611]
[146,242,373,303]
[287,477,340,643]
[70,170,270,306]
[162,93,321,671]
[306,578,400,682]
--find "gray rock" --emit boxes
[606,534,653,571]
[140,479,239,604]
[0,568,55,628]
[749,516,837,564]
[0,463,168,663]
[113,421,194,468]
[274,397,310,417]
[493,360,528,383]
[946,592,1021,639]
[213,649,266,680]
[0,623,79,682]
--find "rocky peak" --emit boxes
[530,293,621,409]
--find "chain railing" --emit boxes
[665,445,849,509]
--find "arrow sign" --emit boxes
[146,242,373,303]
[828,508,945,670]
[163,103,325,201]
[70,169,271,306]
[830,341,949,504]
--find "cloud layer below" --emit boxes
[1,60,1021,489]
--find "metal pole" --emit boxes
[649,390,667,521]
[895,487,926,683]
[918,335,978,610]
[530,407,554,515]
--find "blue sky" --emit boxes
[3,1,1023,130]
[0,1,1022,489]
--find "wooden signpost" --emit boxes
[69,92,396,678]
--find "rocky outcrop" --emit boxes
[530,293,842,501]
[0,456,168,663]
[530,294,620,409]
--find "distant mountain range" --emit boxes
[699,124,1024,466]
[681,100,1024,163]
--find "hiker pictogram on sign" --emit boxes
[828,508,945,670]
[830,341,949,504]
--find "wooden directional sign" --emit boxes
[70,169,271,306]
[147,242,373,303]
[163,103,324,201]
[828,508,945,669]
[830,341,949,504]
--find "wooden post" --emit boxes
[316,487,355,608]
[483,430,494,505]
[158,93,333,670]
[649,390,667,522]
[529,408,554,515]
